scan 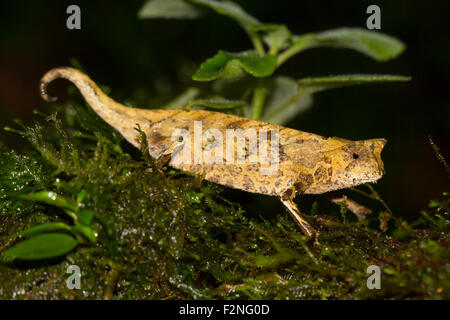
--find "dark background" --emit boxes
[0,0,448,220]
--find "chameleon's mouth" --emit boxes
[363,175,383,184]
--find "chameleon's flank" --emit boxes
[40,67,387,238]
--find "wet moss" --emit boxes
[0,104,448,299]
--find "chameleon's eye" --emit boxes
[353,153,359,159]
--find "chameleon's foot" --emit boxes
[280,193,316,238]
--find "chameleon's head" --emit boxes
[330,138,387,189]
[306,138,387,193]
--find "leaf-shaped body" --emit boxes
[39,67,387,197]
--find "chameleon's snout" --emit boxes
[372,138,387,176]
[373,138,387,152]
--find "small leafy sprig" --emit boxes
[1,190,105,262]
[0,110,127,262]
[139,0,410,124]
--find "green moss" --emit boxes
[0,103,448,299]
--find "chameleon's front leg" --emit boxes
[156,139,184,167]
[280,188,316,238]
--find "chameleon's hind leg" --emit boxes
[280,188,316,238]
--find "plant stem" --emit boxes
[103,267,119,300]
[262,89,304,122]
[277,35,314,67]
[251,83,268,120]
[428,135,450,179]
[277,46,302,67]
[351,184,393,215]
[247,29,265,56]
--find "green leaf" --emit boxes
[19,191,77,212]
[76,208,95,225]
[184,99,247,110]
[189,0,260,27]
[261,76,313,125]
[279,28,406,66]
[384,267,397,275]
[138,0,203,19]
[72,224,97,243]
[76,190,87,204]
[20,222,72,237]
[193,50,277,81]
[253,24,292,54]
[315,28,406,61]
[2,233,78,261]
[185,191,204,204]
[297,74,411,95]
[262,74,408,125]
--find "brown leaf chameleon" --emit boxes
[39,67,387,238]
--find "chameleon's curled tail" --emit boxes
[40,67,132,117]
[41,67,101,102]
[39,67,161,147]
[39,67,151,141]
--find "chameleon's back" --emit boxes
[141,108,327,196]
